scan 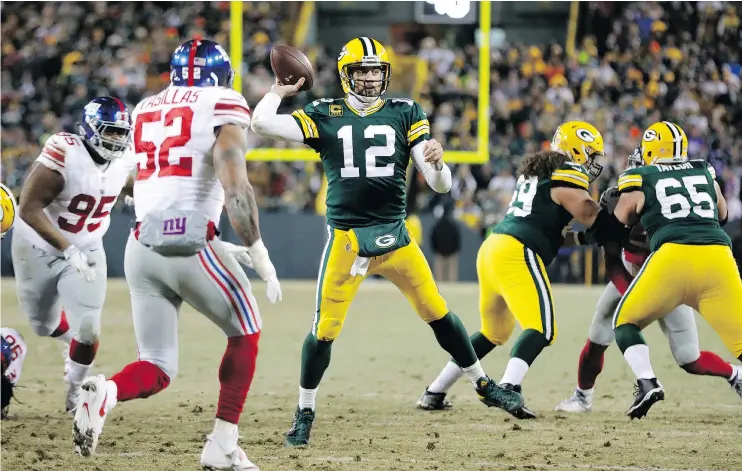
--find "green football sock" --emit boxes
[428,312,478,368]
[615,324,645,354]
[451,331,497,367]
[510,329,549,366]
[299,333,333,389]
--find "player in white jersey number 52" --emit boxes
[72,39,281,471]
[12,96,136,414]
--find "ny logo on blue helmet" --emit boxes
[170,39,234,88]
[78,96,132,161]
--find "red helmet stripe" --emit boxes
[112,97,126,113]
[187,40,199,87]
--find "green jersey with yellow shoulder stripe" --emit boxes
[617,160,731,251]
[292,97,429,230]
[491,162,591,265]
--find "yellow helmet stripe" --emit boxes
[662,121,682,159]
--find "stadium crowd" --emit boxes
[2,1,741,235]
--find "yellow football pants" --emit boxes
[614,243,742,358]
[476,234,556,346]
[312,226,449,341]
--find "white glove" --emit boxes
[222,241,255,269]
[124,195,135,207]
[63,245,96,282]
[227,239,283,304]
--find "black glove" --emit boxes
[599,186,621,214]
[1,375,13,419]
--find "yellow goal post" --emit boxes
[230,0,491,164]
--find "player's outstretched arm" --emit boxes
[250,78,306,143]
[213,124,282,302]
[411,138,452,193]
[18,164,70,252]
[552,186,626,245]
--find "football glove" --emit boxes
[599,186,621,214]
[224,240,283,304]
[63,245,96,282]
[222,241,255,269]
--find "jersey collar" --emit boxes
[344,94,385,117]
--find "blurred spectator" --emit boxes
[431,201,461,282]
[1,1,741,233]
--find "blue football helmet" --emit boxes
[170,39,234,88]
[78,97,132,161]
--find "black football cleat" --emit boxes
[416,388,453,411]
[285,407,315,447]
[501,383,537,419]
[627,378,664,419]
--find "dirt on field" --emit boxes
[1,280,740,471]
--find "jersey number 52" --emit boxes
[135,107,194,180]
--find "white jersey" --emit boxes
[2,328,27,386]
[131,86,251,224]
[13,133,138,256]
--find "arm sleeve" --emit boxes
[211,88,252,129]
[411,142,452,193]
[37,134,68,176]
[617,169,643,193]
[407,102,430,149]
[706,162,717,180]
[250,92,306,143]
[551,163,590,190]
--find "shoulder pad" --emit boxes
[39,133,84,169]
[305,98,342,116]
[617,168,644,193]
[388,98,416,107]
[551,163,590,190]
[689,159,716,179]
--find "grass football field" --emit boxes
[1,279,740,471]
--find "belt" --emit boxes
[133,221,219,241]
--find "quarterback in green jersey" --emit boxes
[612,121,742,419]
[418,121,627,419]
[251,37,521,447]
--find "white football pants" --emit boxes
[123,233,261,379]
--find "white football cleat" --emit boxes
[554,389,593,413]
[73,374,114,457]
[200,419,259,470]
[730,366,742,399]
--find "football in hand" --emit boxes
[270,45,314,91]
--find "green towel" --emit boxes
[350,220,411,257]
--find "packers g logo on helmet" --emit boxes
[551,121,605,181]
[575,128,596,143]
[640,121,687,165]
[337,37,392,98]
[1,183,18,239]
